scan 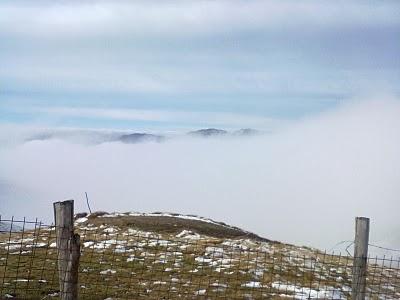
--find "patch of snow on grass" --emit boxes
[271,282,346,299]
[195,257,212,264]
[242,281,262,288]
[75,217,88,224]
[13,279,29,282]
[194,289,207,295]
[83,241,94,248]
[176,230,201,239]
[99,269,116,275]
[103,227,118,233]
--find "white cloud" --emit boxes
[16,106,287,130]
[1,59,351,95]
[1,1,397,97]
[1,1,398,38]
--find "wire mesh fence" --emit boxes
[1,216,399,299]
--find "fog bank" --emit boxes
[1,99,399,253]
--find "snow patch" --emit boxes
[75,217,88,224]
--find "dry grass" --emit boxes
[0,214,399,299]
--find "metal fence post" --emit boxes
[352,217,370,300]
[54,200,80,300]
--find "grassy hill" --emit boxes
[0,212,398,299]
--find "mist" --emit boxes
[1,99,399,253]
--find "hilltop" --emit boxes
[75,211,271,242]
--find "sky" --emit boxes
[1,0,399,130]
[1,1,400,252]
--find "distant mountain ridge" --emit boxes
[188,128,228,137]
[188,128,260,137]
[233,128,259,136]
[119,133,165,144]
[25,128,262,145]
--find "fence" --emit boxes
[1,202,399,299]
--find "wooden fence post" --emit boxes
[54,200,80,300]
[352,217,370,300]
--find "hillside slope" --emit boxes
[0,212,398,299]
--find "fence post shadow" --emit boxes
[54,200,80,300]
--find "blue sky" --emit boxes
[1,0,399,131]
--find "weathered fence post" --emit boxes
[352,217,370,300]
[54,200,80,300]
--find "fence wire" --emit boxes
[1,217,399,299]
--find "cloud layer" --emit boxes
[1,99,399,253]
[2,1,399,37]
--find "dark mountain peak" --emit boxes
[119,133,165,144]
[25,133,53,142]
[189,128,228,137]
[233,128,259,136]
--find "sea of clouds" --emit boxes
[1,99,399,254]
